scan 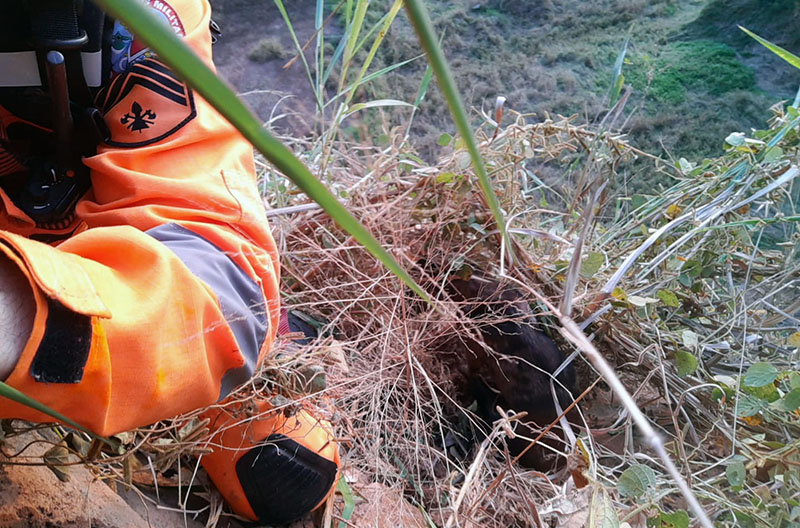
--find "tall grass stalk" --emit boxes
[273,0,323,113]
[338,0,370,94]
[318,0,410,172]
[344,0,404,110]
[315,0,326,104]
[401,0,512,265]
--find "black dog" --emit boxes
[447,276,576,470]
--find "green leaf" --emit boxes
[751,382,779,402]
[740,26,800,71]
[763,146,784,164]
[610,73,624,106]
[738,394,765,417]
[744,362,779,388]
[413,64,435,107]
[675,351,698,377]
[788,332,800,348]
[437,133,454,146]
[656,289,680,308]
[608,34,630,107]
[336,477,355,528]
[780,388,800,412]
[631,194,647,211]
[628,295,658,307]
[681,330,699,350]
[654,510,690,528]
[96,0,431,304]
[677,158,695,174]
[580,252,604,278]
[682,260,702,279]
[732,511,756,528]
[343,98,414,117]
[436,172,456,184]
[725,132,746,147]
[617,464,657,499]
[590,487,620,528]
[726,460,746,490]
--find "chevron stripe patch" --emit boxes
[96,57,196,148]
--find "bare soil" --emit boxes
[210,0,330,136]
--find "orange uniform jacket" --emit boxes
[0,0,280,436]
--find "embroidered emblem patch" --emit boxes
[121,102,157,132]
[97,58,196,148]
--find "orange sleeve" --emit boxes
[0,0,280,436]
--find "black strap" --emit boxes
[28,0,92,106]
[29,0,84,46]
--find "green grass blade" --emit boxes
[351,0,402,57]
[345,0,354,26]
[402,0,510,260]
[413,64,435,107]
[354,9,392,54]
[608,34,630,106]
[339,0,370,92]
[0,381,117,447]
[346,0,404,109]
[404,64,435,142]
[315,0,325,103]
[322,29,349,88]
[336,476,355,528]
[95,0,431,303]
[326,54,423,108]
[273,0,323,113]
[740,26,800,70]
[343,98,414,117]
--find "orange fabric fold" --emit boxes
[0,0,280,436]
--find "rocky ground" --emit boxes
[0,430,212,528]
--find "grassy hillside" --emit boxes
[333,0,798,188]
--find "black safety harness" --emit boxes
[0,0,112,229]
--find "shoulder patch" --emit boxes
[96,57,196,148]
[110,0,186,74]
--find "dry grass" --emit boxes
[3,108,799,527]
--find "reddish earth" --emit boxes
[0,430,211,528]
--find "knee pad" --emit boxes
[201,402,340,525]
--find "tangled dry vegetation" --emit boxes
[2,108,799,528]
[266,106,799,527]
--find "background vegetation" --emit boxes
[4,1,798,527]
[320,0,800,191]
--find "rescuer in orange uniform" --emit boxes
[0,0,338,524]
